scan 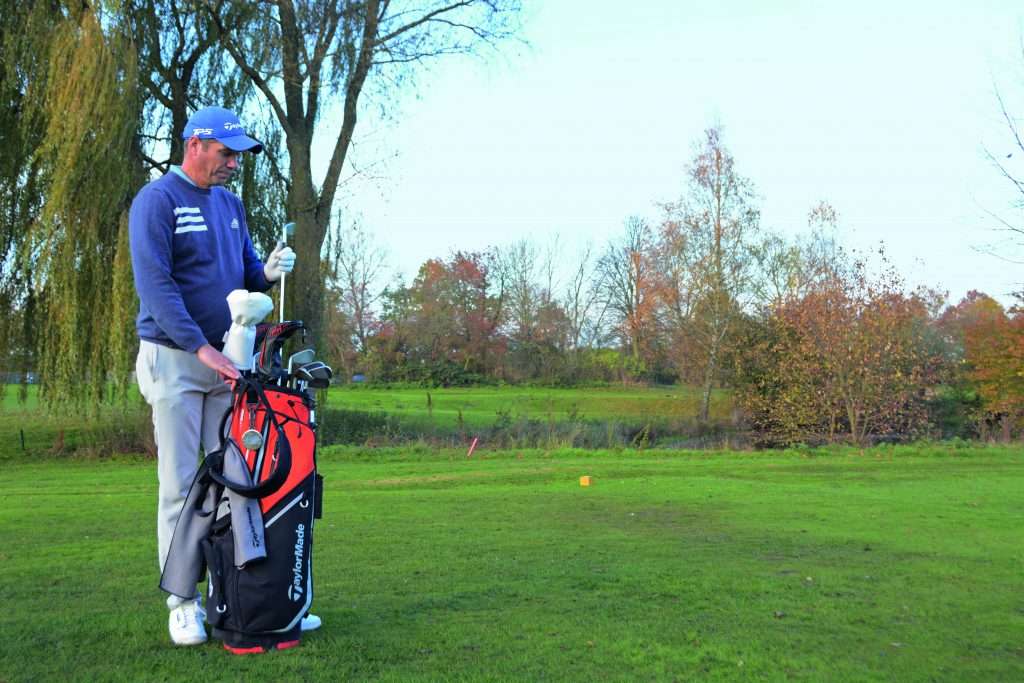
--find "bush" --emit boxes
[316,407,407,446]
[927,387,982,440]
[78,407,157,458]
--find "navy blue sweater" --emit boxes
[129,172,273,353]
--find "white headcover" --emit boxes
[223,290,274,370]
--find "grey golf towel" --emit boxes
[160,444,267,599]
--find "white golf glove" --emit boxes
[264,242,296,282]
[222,290,275,370]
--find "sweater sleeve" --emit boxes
[129,187,209,353]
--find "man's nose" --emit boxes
[227,155,239,170]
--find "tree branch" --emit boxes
[378,1,474,43]
[204,0,292,138]
[305,5,342,132]
[318,0,381,226]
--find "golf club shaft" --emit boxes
[278,241,286,324]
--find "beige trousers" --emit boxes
[136,340,232,609]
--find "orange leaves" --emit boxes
[951,293,1024,417]
[734,258,946,446]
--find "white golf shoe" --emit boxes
[169,599,208,646]
[301,613,322,632]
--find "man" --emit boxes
[130,105,319,645]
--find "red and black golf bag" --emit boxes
[160,321,323,654]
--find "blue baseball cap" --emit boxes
[181,106,263,154]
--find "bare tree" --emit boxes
[205,0,522,342]
[754,200,845,312]
[326,216,390,351]
[493,236,573,381]
[561,239,603,352]
[496,237,540,346]
[596,216,659,369]
[974,32,1024,285]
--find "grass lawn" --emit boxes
[1,443,1022,681]
[320,384,738,448]
[326,384,735,430]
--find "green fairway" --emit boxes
[320,384,737,447]
[1,444,1022,681]
[327,384,733,426]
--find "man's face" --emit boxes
[186,138,240,188]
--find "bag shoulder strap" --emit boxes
[206,376,292,499]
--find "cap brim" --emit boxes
[218,134,264,154]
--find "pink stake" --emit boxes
[467,437,479,458]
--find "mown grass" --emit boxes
[1,443,1021,681]
[320,384,737,448]
[327,384,733,426]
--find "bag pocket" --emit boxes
[314,472,324,520]
[209,526,285,633]
[203,533,236,630]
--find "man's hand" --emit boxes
[196,343,241,381]
[264,242,296,282]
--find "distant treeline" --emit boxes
[323,135,1022,446]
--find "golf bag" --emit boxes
[160,358,322,653]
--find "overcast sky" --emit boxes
[330,0,1024,305]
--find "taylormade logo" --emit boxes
[287,523,306,602]
[246,507,261,550]
[224,122,244,131]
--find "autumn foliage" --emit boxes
[367,251,507,384]
[946,292,1024,429]
[734,261,946,446]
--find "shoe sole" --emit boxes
[224,639,300,655]
[172,636,208,646]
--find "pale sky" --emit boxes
[334,0,1024,306]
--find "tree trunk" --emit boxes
[286,140,328,346]
[290,212,326,346]
[699,338,719,422]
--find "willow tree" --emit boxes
[25,3,145,408]
[205,0,522,344]
[0,0,59,400]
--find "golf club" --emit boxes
[296,361,333,389]
[286,349,316,389]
